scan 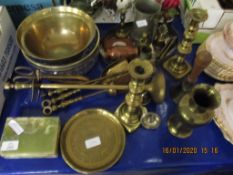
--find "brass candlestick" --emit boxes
[115,58,154,132]
[171,50,212,102]
[163,8,208,79]
[167,84,221,139]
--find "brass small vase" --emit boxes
[168,84,221,139]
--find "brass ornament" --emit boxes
[115,58,154,132]
[141,112,161,129]
[167,84,221,139]
[163,8,208,79]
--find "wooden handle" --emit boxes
[187,50,212,83]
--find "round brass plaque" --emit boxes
[60,109,126,174]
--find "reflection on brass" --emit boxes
[149,72,166,104]
[163,8,208,79]
[22,26,100,75]
[60,108,125,174]
[102,60,130,84]
[172,51,212,102]
[17,6,96,63]
[141,112,161,129]
[168,84,221,138]
[115,59,154,132]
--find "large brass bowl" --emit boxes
[23,26,100,75]
[17,6,96,62]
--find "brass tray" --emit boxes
[60,108,126,174]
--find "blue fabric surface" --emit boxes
[0,19,232,175]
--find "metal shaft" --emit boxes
[4,82,128,90]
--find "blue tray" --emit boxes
[0,19,233,175]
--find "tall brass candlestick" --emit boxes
[163,8,208,79]
[115,58,154,132]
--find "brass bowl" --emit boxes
[22,27,100,75]
[17,6,96,63]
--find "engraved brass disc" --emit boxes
[60,108,126,174]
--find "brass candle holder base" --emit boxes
[163,55,192,79]
[115,103,147,132]
[167,114,193,139]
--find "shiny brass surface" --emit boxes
[148,72,166,104]
[43,91,106,116]
[115,59,154,132]
[17,6,96,62]
[163,8,208,79]
[41,72,129,115]
[141,112,161,129]
[47,89,68,97]
[42,89,81,107]
[60,108,125,174]
[4,75,163,104]
[171,51,212,102]
[168,84,221,138]
[102,60,130,84]
[22,26,100,74]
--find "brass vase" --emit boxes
[168,84,221,139]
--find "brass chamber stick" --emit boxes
[168,84,221,139]
[115,59,154,132]
[163,8,208,79]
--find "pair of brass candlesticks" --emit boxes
[163,8,208,79]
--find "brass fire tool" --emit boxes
[171,50,212,102]
[167,84,221,139]
[4,73,161,103]
[163,8,208,79]
[115,59,154,132]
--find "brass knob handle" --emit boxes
[187,51,212,84]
